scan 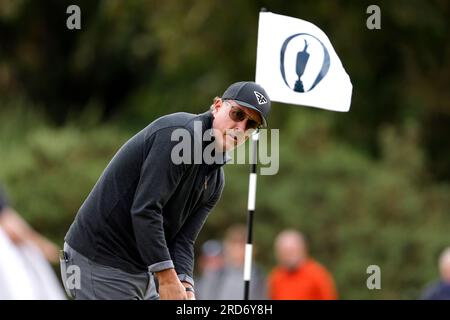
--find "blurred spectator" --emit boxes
[196,224,267,300]
[0,185,64,299]
[195,239,224,297]
[0,186,59,262]
[197,239,225,274]
[268,229,337,300]
[421,247,450,300]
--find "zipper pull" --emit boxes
[204,177,208,190]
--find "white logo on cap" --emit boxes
[254,91,268,105]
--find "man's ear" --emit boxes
[212,98,222,117]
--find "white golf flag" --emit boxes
[255,11,352,112]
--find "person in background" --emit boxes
[0,184,63,299]
[0,185,59,263]
[421,247,450,300]
[195,239,224,298]
[268,229,337,300]
[197,239,225,275]
[196,224,267,300]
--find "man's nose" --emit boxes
[235,119,248,132]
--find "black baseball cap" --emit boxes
[222,81,271,127]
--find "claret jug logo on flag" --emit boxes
[256,11,352,112]
[280,35,330,93]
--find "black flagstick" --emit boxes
[244,132,259,300]
[244,6,267,301]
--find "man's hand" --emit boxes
[182,281,196,300]
[155,268,188,300]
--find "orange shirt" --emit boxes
[268,259,338,300]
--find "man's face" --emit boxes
[224,239,246,267]
[211,99,262,152]
[275,236,307,270]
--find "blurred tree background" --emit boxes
[0,0,449,299]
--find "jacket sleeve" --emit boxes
[168,172,224,287]
[130,127,189,273]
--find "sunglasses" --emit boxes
[226,102,262,132]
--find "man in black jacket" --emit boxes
[62,81,271,300]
